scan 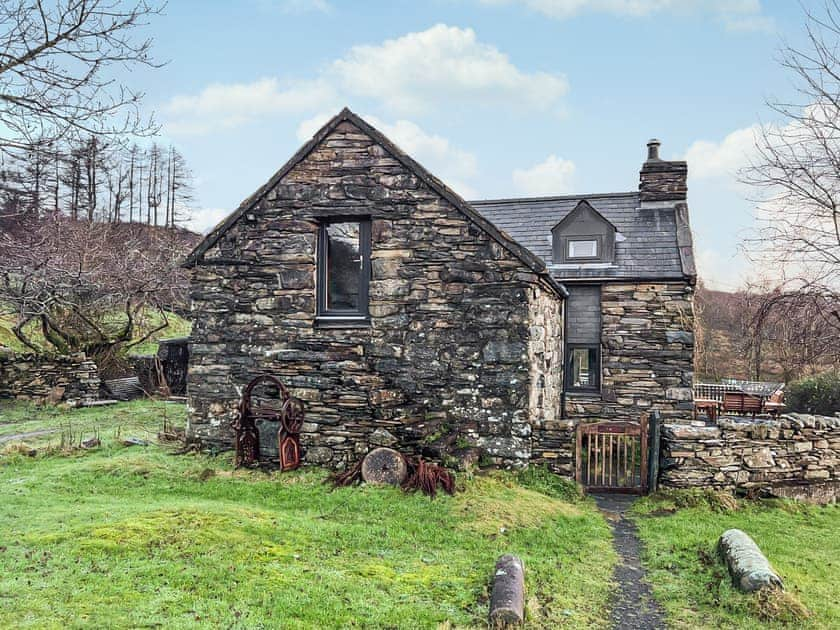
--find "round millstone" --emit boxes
[361,447,407,486]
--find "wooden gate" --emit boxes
[576,418,648,494]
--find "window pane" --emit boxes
[326,222,361,311]
[570,347,597,388]
[568,239,598,258]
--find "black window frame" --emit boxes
[315,217,371,327]
[565,343,601,392]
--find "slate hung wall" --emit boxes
[186,112,565,468]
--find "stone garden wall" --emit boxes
[660,414,840,498]
[187,118,564,468]
[564,282,695,425]
[0,352,100,406]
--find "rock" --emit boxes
[663,424,721,440]
[489,554,525,626]
[305,446,333,464]
[665,387,694,401]
[361,447,407,485]
[369,428,398,447]
[122,437,149,447]
[718,529,783,592]
[450,447,482,471]
[743,448,774,469]
[81,437,101,449]
[665,330,694,344]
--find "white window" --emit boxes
[568,239,598,258]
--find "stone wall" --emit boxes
[564,281,694,425]
[528,287,572,473]
[0,352,100,406]
[660,414,840,497]
[187,119,564,468]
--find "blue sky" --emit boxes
[130,0,811,290]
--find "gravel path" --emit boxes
[594,494,667,630]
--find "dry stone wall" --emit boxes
[564,282,694,425]
[0,352,100,406]
[187,120,564,468]
[660,414,840,499]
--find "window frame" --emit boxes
[315,217,372,326]
[564,235,603,262]
[565,343,601,392]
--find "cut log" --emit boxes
[361,447,407,486]
[718,529,783,592]
[489,554,525,626]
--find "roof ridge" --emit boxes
[470,191,638,205]
[182,108,568,297]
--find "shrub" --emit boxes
[516,465,585,502]
[786,371,840,415]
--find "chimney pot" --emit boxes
[647,139,661,161]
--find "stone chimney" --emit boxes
[639,139,687,202]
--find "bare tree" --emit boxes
[741,1,840,325]
[0,0,162,155]
[0,214,194,362]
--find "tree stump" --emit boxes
[489,554,525,626]
[361,447,407,486]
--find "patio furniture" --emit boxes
[763,389,786,416]
[694,398,721,421]
[723,392,762,417]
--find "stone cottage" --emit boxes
[183,108,695,475]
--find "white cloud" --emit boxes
[163,24,567,135]
[330,24,567,115]
[696,247,747,290]
[165,78,335,135]
[683,124,759,180]
[183,207,232,234]
[512,154,576,196]
[297,113,480,198]
[479,0,774,31]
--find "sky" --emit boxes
[127,0,814,291]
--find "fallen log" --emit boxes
[718,529,783,592]
[489,554,525,626]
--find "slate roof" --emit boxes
[470,192,695,283]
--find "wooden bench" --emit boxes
[723,392,763,417]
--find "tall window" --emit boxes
[565,285,601,392]
[317,219,371,322]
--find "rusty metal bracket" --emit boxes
[233,374,304,470]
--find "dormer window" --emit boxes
[568,238,599,259]
[551,200,616,264]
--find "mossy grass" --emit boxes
[0,400,615,629]
[631,493,837,628]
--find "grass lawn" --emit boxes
[632,491,840,629]
[0,401,616,629]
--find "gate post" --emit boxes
[647,411,662,493]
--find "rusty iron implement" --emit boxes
[233,374,304,470]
